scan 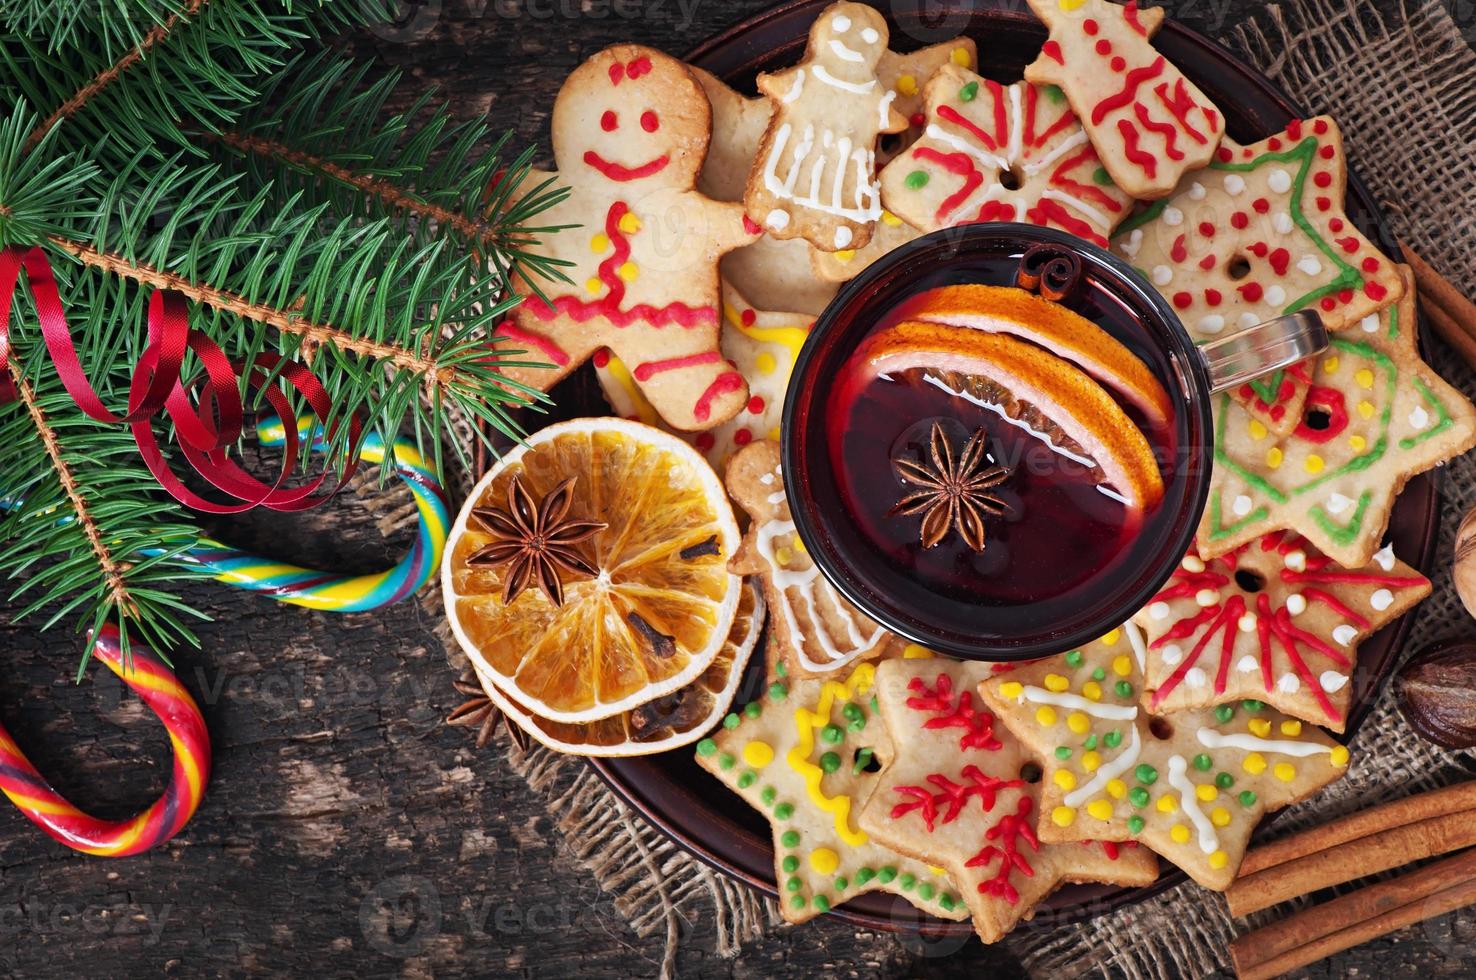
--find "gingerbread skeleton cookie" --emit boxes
[879,66,1133,246]
[1024,0,1224,199]
[1134,532,1429,730]
[491,46,759,431]
[859,658,1158,943]
[745,2,907,251]
[979,624,1350,890]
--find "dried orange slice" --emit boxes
[469,583,764,756]
[851,320,1165,513]
[907,284,1173,428]
[442,418,742,723]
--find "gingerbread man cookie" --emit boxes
[1024,0,1225,200]
[492,45,760,431]
[745,2,908,251]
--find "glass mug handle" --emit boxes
[1197,310,1329,394]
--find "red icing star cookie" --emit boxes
[492,45,760,431]
[1135,532,1429,731]
[1023,0,1225,199]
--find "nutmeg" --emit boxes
[1398,639,1476,749]
[1454,507,1476,619]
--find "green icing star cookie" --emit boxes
[859,657,1158,943]
[978,624,1350,891]
[695,659,966,923]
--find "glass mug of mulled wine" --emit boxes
[782,223,1327,660]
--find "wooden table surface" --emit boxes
[0,1,1466,976]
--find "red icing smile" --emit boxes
[583,150,668,181]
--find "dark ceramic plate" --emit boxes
[580,0,1439,935]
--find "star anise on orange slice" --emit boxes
[467,476,605,607]
[891,421,1010,551]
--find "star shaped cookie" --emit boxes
[1023,0,1225,199]
[1200,306,1476,567]
[978,624,1350,890]
[1112,116,1405,436]
[695,659,968,923]
[595,282,812,469]
[491,45,760,431]
[879,66,1133,246]
[1134,532,1429,731]
[727,440,900,678]
[858,657,1158,943]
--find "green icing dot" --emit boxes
[940,894,956,912]
[1243,699,1265,712]
[776,661,787,677]
[813,896,831,914]
[782,856,799,873]
[1092,667,1106,681]
[878,866,898,884]
[1083,734,1099,750]
[744,702,761,719]
[1239,790,1258,807]
[820,751,841,774]
[918,883,936,901]
[718,753,735,770]
[786,876,802,893]
[1216,772,1234,789]
[1215,704,1235,723]
[870,695,879,713]
[696,738,717,757]
[1044,84,1065,103]
[1127,815,1145,834]
[1135,764,1158,785]
[780,829,800,847]
[842,703,866,731]
[900,873,916,890]
[1092,166,1112,185]
[1104,730,1123,749]
[959,81,979,101]
[1193,754,1212,772]
[834,876,849,891]
[768,683,787,702]
[856,867,875,884]
[722,713,740,730]
[761,786,777,806]
[905,170,929,189]
[774,803,795,820]
[1065,650,1083,667]
[790,895,806,910]
[821,724,844,744]
[736,771,755,789]
[1129,787,1150,808]
[1115,681,1133,698]
[852,748,875,776]
[1056,746,1073,760]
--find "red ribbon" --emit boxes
[0,245,361,513]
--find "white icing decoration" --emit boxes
[812,64,876,94]
[1286,593,1307,615]
[1361,313,1379,334]
[834,226,852,249]
[1199,314,1226,334]
[1118,228,1143,259]
[1181,556,1205,574]
[1236,655,1259,674]
[1196,727,1336,758]
[1127,621,1148,675]
[1064,726,1142,808]
[1189,181,1206,200]
[1223,174,1246,195]
[1277,673,1300,693]
[1149,601,1171,620]
[1297,254,1322,276]
[1320,670,1349,693]
[1238,612,1257,633]
[860,26,879,43]
[781,70,805,104]
[1264,285,1287,307]
[1167,755,1218,854]
[1273,212,1294,236]
[1006,84,1023,169]
[1373,544,1395,571]
[1195,589,1219,607]
[831,13,851,30]
[761,122,882,224]
[1185,667,1208,689]
[1041,188,1111,230]
[1268,168,1292,194]
[1232,495,1253,517]
[1162,644,1184,666]
[1370,588,1394,612]
[1409,406,1430,430]
[1239,312,1261,329]
[1332,624,1357,646]
[1162,206,1184,227]
[1152,265,1174,286]
[1022,131,1089,177]
[923,123,1008,173]
[766,208,791,230]
[759,472,775,485]
[1326,492,1351,515]
[876,89,896,129]
[1284,550,1306,572]
[1018,686,1138,720]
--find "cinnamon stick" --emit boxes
[1238,781,1476,877]
[1232,848,1476,980]
[1401,240,1476,329]
[1226,808,1476,918]
[1423,299,1476,367]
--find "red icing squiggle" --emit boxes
[1133,102,1183,161]
[632,350,721,382]
[937,104,1000,153]
[1115,119,1157,178]
[911,147,981,224]
[693,371,744,423]
[966,796,1038,904]
[905,674,1001,751]
[495,321,570,366]
[583,151,669,182]
[1091,56,1166,126]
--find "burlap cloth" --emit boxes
[426,2,1476,975]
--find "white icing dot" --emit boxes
[1195,589,1219,607]
[1268,168,1292,194]
[1286,593,1307,615]
[1277,673,1301,693]
[1373,544,1395,571]
[1264,285,1287,307]
[860,26,879,43]
[1232,494,1253,516]
[1237,655,1259,674]
[759,472,775,485]
[1297,254,1323,276]
[1333,624,1357,646]
[832,13,851,30]
[1361,314,1379,333]
[1162,206,1184,227]
[834,226,853,249]
[1409,406,1430,430]
[1185,667,1208,689]
[1239,312,1261,329]
[1284,550,1306,572]
[1370,588,1394,612]
[1274,212,1294,236]
[1238,612,1258,632]
[1199,314,1226,334]
[1181,556,1206,573]
[766,209,791,230]
[1163,644,1184,666]
[1119,228,1144,259]
[1223,174,1246,195]
[1149,601,1171,620]
[1326,492,1352,515]
[1152,265,1174,286]
[1320,670,1350,692]
[1189,181,1207,200]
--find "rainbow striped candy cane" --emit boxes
[0,624,210,856]
[174,417,450,611]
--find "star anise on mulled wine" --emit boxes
[890,422,1010,552]
[447,670,529,753]
[467,475,606,607]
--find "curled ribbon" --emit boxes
[0,624,210,856]
[0,245,362,513]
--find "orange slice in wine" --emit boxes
[906,284,1173,429]
[852,320,1165,513]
